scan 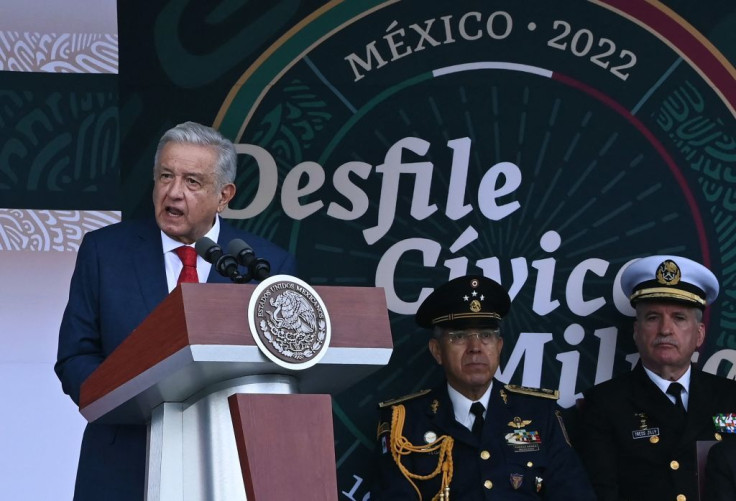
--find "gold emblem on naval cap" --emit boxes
[469,299,482,312]
[656,260,681,286]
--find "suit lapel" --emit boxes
[484,381,514,449]
[428,385,476,446]
[628,363,683,427]
[131,218,169,312]
[681,367,715,442]
[129,218,242,309]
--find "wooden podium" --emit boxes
[79,282,393,501]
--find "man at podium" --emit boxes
[372,275,595,500]
[54,121,297,501]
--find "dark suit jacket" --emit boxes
[704,438,736,501]
[371,380,596,500]
[577,363,736,501]
[54,217,297,501]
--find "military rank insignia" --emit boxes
[631,412,660,443]
[535,476,544,493]
[377,421,391,454]
[510,473,524,490]
[713,413,736,434]
[505,417,542,452]
[508,417,532,429]
[431,399,439,414]
[381,434,389,454]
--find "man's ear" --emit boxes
[217,183,236,212]
[429,338,443,365]
[695,322,706,348]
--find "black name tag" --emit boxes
[632,428,660,439]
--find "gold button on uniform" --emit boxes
[670,460,680,470]
[649,436,659,444]
[480,450,490,460]
[715,432,722,441]
[484,480,493,489]
[676,494,686,501]
[526,461,533,467]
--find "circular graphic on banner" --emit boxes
[248,274,331,370]
[216,0,734,367]
[214,0,736,493]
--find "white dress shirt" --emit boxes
[161,218,220,292]
[643,364,691,410]
[447,383,493,431]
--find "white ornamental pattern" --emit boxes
[0,209,119,251]
[0,31,118,74]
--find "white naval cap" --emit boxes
[621,255,719,308]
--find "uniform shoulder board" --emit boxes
[378,389,431,408]
[504,384,559,400]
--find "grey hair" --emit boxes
[153,121,237,190]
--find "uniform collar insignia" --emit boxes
[431,399,439,414]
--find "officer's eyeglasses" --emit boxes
[444,329,500,345]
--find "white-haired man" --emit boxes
[578,255,736,501]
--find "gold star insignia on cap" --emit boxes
[415,275,510,329]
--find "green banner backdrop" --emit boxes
[115,0,736,496]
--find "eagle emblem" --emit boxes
[249,276,331,367]
[656,259,681,286]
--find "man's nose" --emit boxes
[660,317,674,335]
[166,177,185,198]
[466,333,483,350]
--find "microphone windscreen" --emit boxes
[226,238,253,255]
[194,236,219,261]
[252,258,271,281]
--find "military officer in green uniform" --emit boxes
[577,255,736,501]
[371,275,595,500]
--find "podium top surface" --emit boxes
[79,282,393,423]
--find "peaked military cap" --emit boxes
[621,255,719,308]
[415,275,511,329]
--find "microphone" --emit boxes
[251,257,271,281]
[226,239,256,267]
[194,237,241,280]
[226,238,271,282]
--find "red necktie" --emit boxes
[174,246,199,284]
